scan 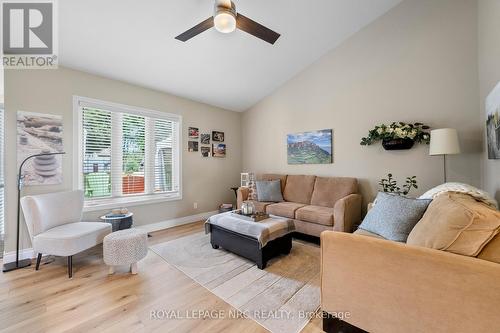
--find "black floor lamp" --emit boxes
[3,151,66,272]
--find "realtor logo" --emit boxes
[1,0,58,68]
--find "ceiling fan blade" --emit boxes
[175,17,214,42]
[236,14,280,45]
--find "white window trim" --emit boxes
[72,96,183,211]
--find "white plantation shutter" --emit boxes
[150,118,180,193]
[82,108,112,198]
[77,98,181,204]
[120,114,145,195]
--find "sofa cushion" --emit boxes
[258,174,287,193]
[296,205,335,226]
[354,228,386,240]
[283,175,316,204]
[33,222,111,257]
[310,177,358,208]
[358,192,432,242]
[267,202,307,219]
[256,180,284,202]
[407,193,500,256]
[246,200,273,213]
[294,219,332,237]
[478,233,500,264]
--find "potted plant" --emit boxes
[379,173,418,196]
[360,122,431,150]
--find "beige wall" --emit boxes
[242,0,481,207]
[478,0,500,203]
[4,67,242,252]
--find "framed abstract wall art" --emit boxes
[200,134,210,144]
[17,111,64,185]
[486,81,500,159]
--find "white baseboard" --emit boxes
[3,248,35,264]
[2,210,219,263]
[135,210,218,233]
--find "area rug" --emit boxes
[150,232,320,333]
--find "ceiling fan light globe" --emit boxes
[214,12,236,33]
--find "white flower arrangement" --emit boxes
[360,122,431,146]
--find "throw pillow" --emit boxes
[407,193,500,256]
[358,192,432,242]
[255,180,284,202]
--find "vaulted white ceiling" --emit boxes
[59,0,402,111]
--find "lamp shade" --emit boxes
[429,128,461,155]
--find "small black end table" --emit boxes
[100,212,134,232]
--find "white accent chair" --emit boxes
[20,190,112,278]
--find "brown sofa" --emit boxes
[237,174,362,236]
[321,207,500,333]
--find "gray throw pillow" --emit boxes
[256,180,284,202]
[358,192,432,242]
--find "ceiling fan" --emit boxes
[175,0,281,45]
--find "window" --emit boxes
[74,97,181,210]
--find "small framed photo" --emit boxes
[188,141,199,152]
[188,127,199,139]
[201,146,211,157]
[212,143,226,157]
[200,134,210,145]
[212,131,224,142]
[241,173,249,187]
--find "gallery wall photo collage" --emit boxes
[188,127,226,158]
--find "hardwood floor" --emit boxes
[0,221,324,333]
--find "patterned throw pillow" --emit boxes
[358,192,432,242]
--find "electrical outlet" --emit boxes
[193,202,198,209]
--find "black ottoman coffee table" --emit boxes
[205,213,295,269]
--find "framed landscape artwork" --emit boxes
[287,129,333,164]
[486,81,500,159]
[212,143,226,157]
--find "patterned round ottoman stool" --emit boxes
[103,229,148,275]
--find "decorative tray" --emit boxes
[231,211,270,222]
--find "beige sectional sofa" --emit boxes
[237,174,362,236]
[320,192,500,333]
[321,232,500,333]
